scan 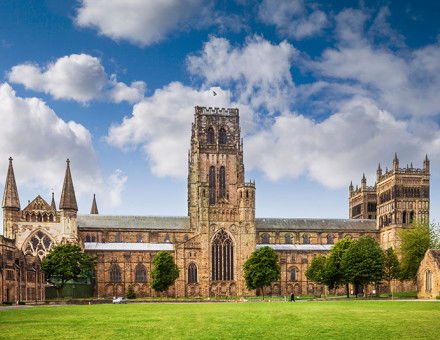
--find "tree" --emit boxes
[383,248,400,299]
[243,246,280,299]
[41,243,96,298]
[399,222,440,281]
[126,286,136,299]
[341,236,385,297]
[151,251,179,294]
[305,255,327,285]
[324,237,353,297]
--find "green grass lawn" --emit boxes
[1,301,439,339]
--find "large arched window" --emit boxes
[135,264,147,283]
[219,166,226,198]
[409,211,415,224]
[209,166,216,205]
[402,211,407,224]
[110,265,122,283]
[211,230,234,281]
[290,268,298,282]
[207,127,215,144]
[24,230,54,259]
[188,263,198,284]
[426,270,432,292]
[218,127,227,144]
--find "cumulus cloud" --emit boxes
[75,0,208,47]
[246,97,440,187]
[107,82,246,178]
[258,0,328,40]
[305,8,440,117]
[0,83,126,209]
[8,54,145,104]
[187,36,297,113]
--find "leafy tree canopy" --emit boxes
[243,246,280,295]
[41,243,96,296]
[305,254,327,285]
[341,236,384,288]
[383,247,400,284]
[151,251,179,292]
[324,237,353,289]
[399,222,440,281]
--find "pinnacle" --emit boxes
[90,193,99,215]
[2,156,20,209]
[59,158,78,211]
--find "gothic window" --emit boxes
[285,235,292,244]
[115,233,121,242]
[261,234,269,244]
[110,265,122,283]
[188,263,198,284]
[164,234,170,242]
[219,166,226,198]
[137,234,142,243]
[25,213,30,221]
[426,270,432,292]
[211,229,234,281]
[402,211,407,224]
[409,211,415,224]
[184,235,189,242]
[85,235,91,242]
[327,235,334,244]
[135,264,147,283]
[209,166,216,205]
[290,268,298,282]
[207,127,215,144]
[91,236,96,242]
[37,213,42,222]
[48,214,54,222]
[302,234,310,244]
[24,231,54,259]
[218,127,227,144]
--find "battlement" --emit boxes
[378,166,427,182]
[351,185,376,196]
[195,106,238,116]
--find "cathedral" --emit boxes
[0,106,430,301]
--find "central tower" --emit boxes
[187,106,256,296]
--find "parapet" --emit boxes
[195,106,239,116]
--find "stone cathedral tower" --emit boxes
[186,106,256,296]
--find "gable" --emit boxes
[23,195,54,212]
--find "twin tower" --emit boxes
[349,153,430,249]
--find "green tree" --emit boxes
[341,236,385,297]
[151,251,179,294]
[399,222,440,281]
[305,255,327,285]
[243,246,280,299]
[383,248,400,298]
[324,237,353,297]
[41,243,96,298]
[125,285,136,299]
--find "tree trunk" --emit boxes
[345,283,349,298]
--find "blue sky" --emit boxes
[1,0,440,223]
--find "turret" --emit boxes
[2,157,21,238]
[50,192,57,210]
[238,182,255,222]
[376,163,382,182]
[424,154,430,173]
[361,173,367,189]
[90,194,99,214]
[393,153,399,171]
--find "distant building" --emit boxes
[1,106,430,299]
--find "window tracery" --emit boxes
[211,229,234,281]
[24,231,54,259]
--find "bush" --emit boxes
[436,296,440,300]
[126,286,136,299]
[18,301,25,305]
[2,301,13,306]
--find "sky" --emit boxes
[1,0,440,226]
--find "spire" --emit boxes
[59,159,78,211]
[361,173,367,189]
[90,194,98,215]
[51,192,56,210]
[349,181,354,193]
[376,163,382,181]
[424,154,430,173]
[2,157,20,210]
[393,152,399,171]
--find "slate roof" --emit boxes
[77,215,189,230]
[257,244,333,251]
[84,242,174,251]
[256,218,377,231]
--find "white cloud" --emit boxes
[306,8,440,117]
[187,36,297,113]
[246,96,440,188]
[75,0,208,47]
[8,54,145,104]
[107,169,128,207]
[107,82,249,178]
[258,0,328,39]
[0,83,126,209]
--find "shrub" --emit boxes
[18,301,26,305]
[2,301,13,306]
[126,286,136,299]
[436,296,440,300]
